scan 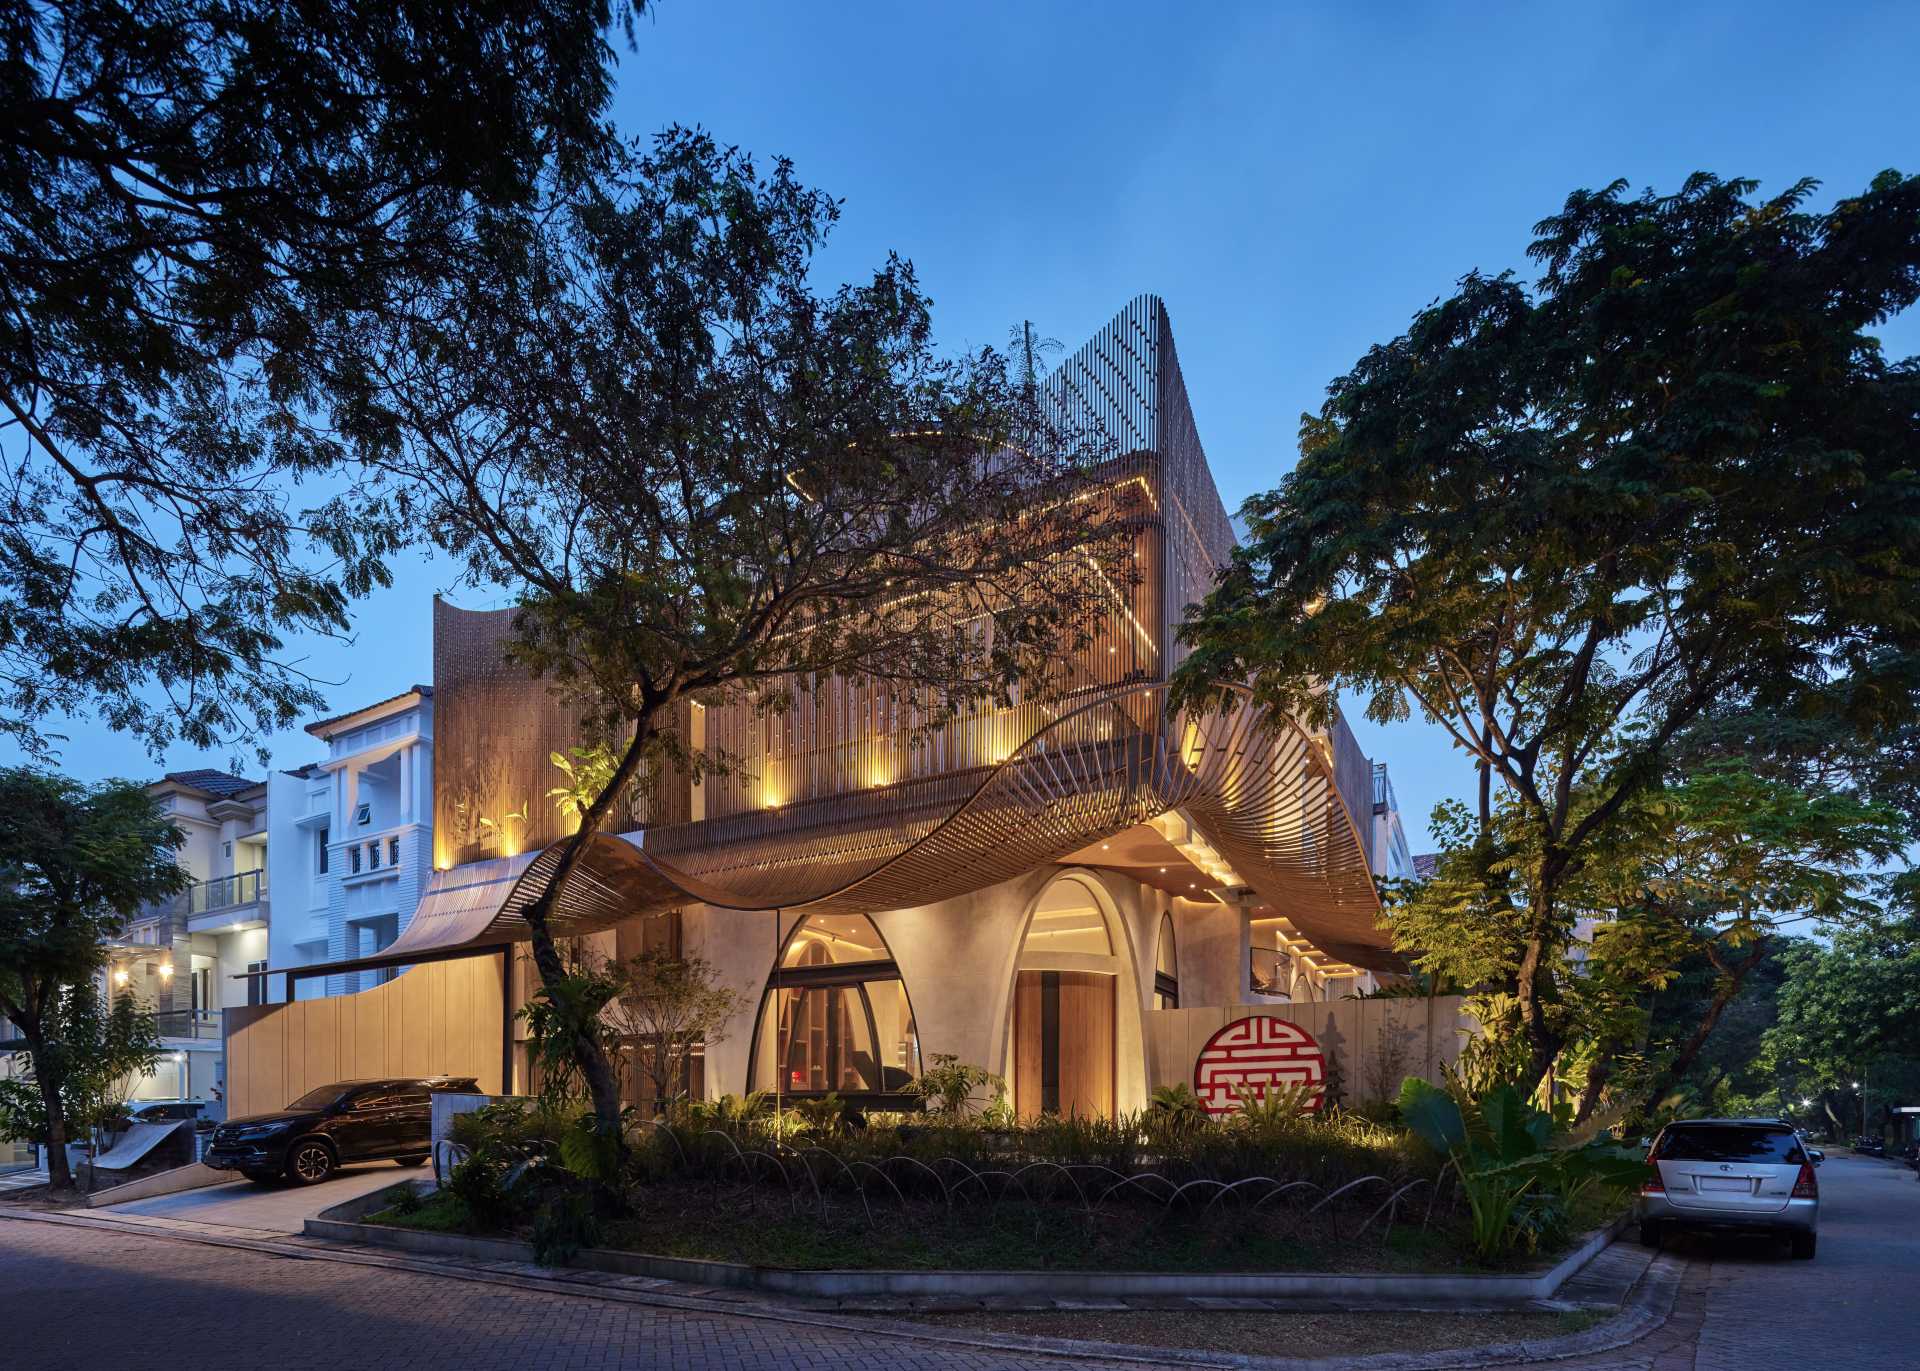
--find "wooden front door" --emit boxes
[1013,970,1115,1118]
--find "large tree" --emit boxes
[0,0,642,760]
[1175,171,1920,1093]
[358,129,1132,1136]
[0,768,184,1189]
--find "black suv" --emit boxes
[205,1077,480,1185]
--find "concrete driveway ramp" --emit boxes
[89,1121,187,1171]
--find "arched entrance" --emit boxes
[1009,872,1129,1118]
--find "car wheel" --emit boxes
[1638,1220,1664,1248]
[286,1139,336,1186]
[395,1155,428,1168]
[1790,1231,1817,1260]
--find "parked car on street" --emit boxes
[1852,1135,1886,1157]
[1637,1118,1819,1259]
[203,1077,480,1185]
[126,1099,205,1124]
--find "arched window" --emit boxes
[1153,911,1178,1009]
[748,914,921,1101]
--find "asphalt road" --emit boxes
[1673,1151,1920,1371]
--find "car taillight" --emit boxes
[1641,1158,1664,1195]
[1792,1163,1817,1199]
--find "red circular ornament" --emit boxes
[1192,1015,1326,1116]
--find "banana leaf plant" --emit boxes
[1398,1077,1641,1258]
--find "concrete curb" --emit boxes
[306,1200,1631,1306]
[0,1205,1678,1371]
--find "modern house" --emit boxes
[225,297,1472,1119]
[265,687,435,997]
[98,690,436,1110]
[109,769,272,1104]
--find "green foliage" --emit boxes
[1234,1081,1321,1123]
[0,0,643,761]
[1176,170,1920,1093]
[1148,1083,1207,1131]
[1398,1076,1639,1258]
[909,1054,1006,1118]
[790,1093,851,1137]
[0,770,183,1187]
[514,945,624,1113]
[604,945,747,1111]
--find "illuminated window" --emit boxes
[1153,911,1179,1009]
[749,914,921,1098]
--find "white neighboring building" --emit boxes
[264,687,434,998]
[110,769,273,1106]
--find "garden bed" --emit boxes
[362,1175,1626,1280]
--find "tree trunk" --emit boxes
[1513,894,1564,1100]
[517,712,661,1141]
[1635,939,1766,1124]
[1574,1050,1615,1126]
[26,1025,73,1191]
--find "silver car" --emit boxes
[1637,1118,1819,1259]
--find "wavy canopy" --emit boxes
[359,682,1392,976]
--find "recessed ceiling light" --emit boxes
[1158,867,1166,873]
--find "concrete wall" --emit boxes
[1145,997,1475,1108]
[224,954,506,1118]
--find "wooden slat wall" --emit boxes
[223,956,506,1119]
[1143,997,1476,1106]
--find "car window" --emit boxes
[1656,1125,1805,1164]
[391,1091,430,1107]
[351,1091,395,1110]
[288,1085,350,1110]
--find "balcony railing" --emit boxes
[152,1009,221,1041]
[183,869,266,917]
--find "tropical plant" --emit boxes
[1148,1083,1207,1131]
[1233,1080,1321,1123]
[909,1054,1006,1118]
[1398,1076,1639,1258]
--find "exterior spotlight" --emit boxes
[158,961,174,978]
[112,967,129,987]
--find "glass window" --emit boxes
[389,836,400,866]
[318,827,329,874]
[749,914,921,1096]
[288,1085,350,1110]
[780,912,889,967]
[1024,878,1112,955]
[1155,911,1177,979]
[1656,1125,1805,1164]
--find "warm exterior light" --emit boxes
[158,961,174,978]
[112,967,129,986]
[1101,843,1110,850]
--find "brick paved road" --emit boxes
[1544,1152,1920,1371]
[0,1219,1128,1371]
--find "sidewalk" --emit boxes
[0,1202,1687,1370]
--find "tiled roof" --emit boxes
[162,768,259,798]
[305,684,433,736]
[1412,852,1440,880]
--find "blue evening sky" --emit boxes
[19,1,1920,852]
